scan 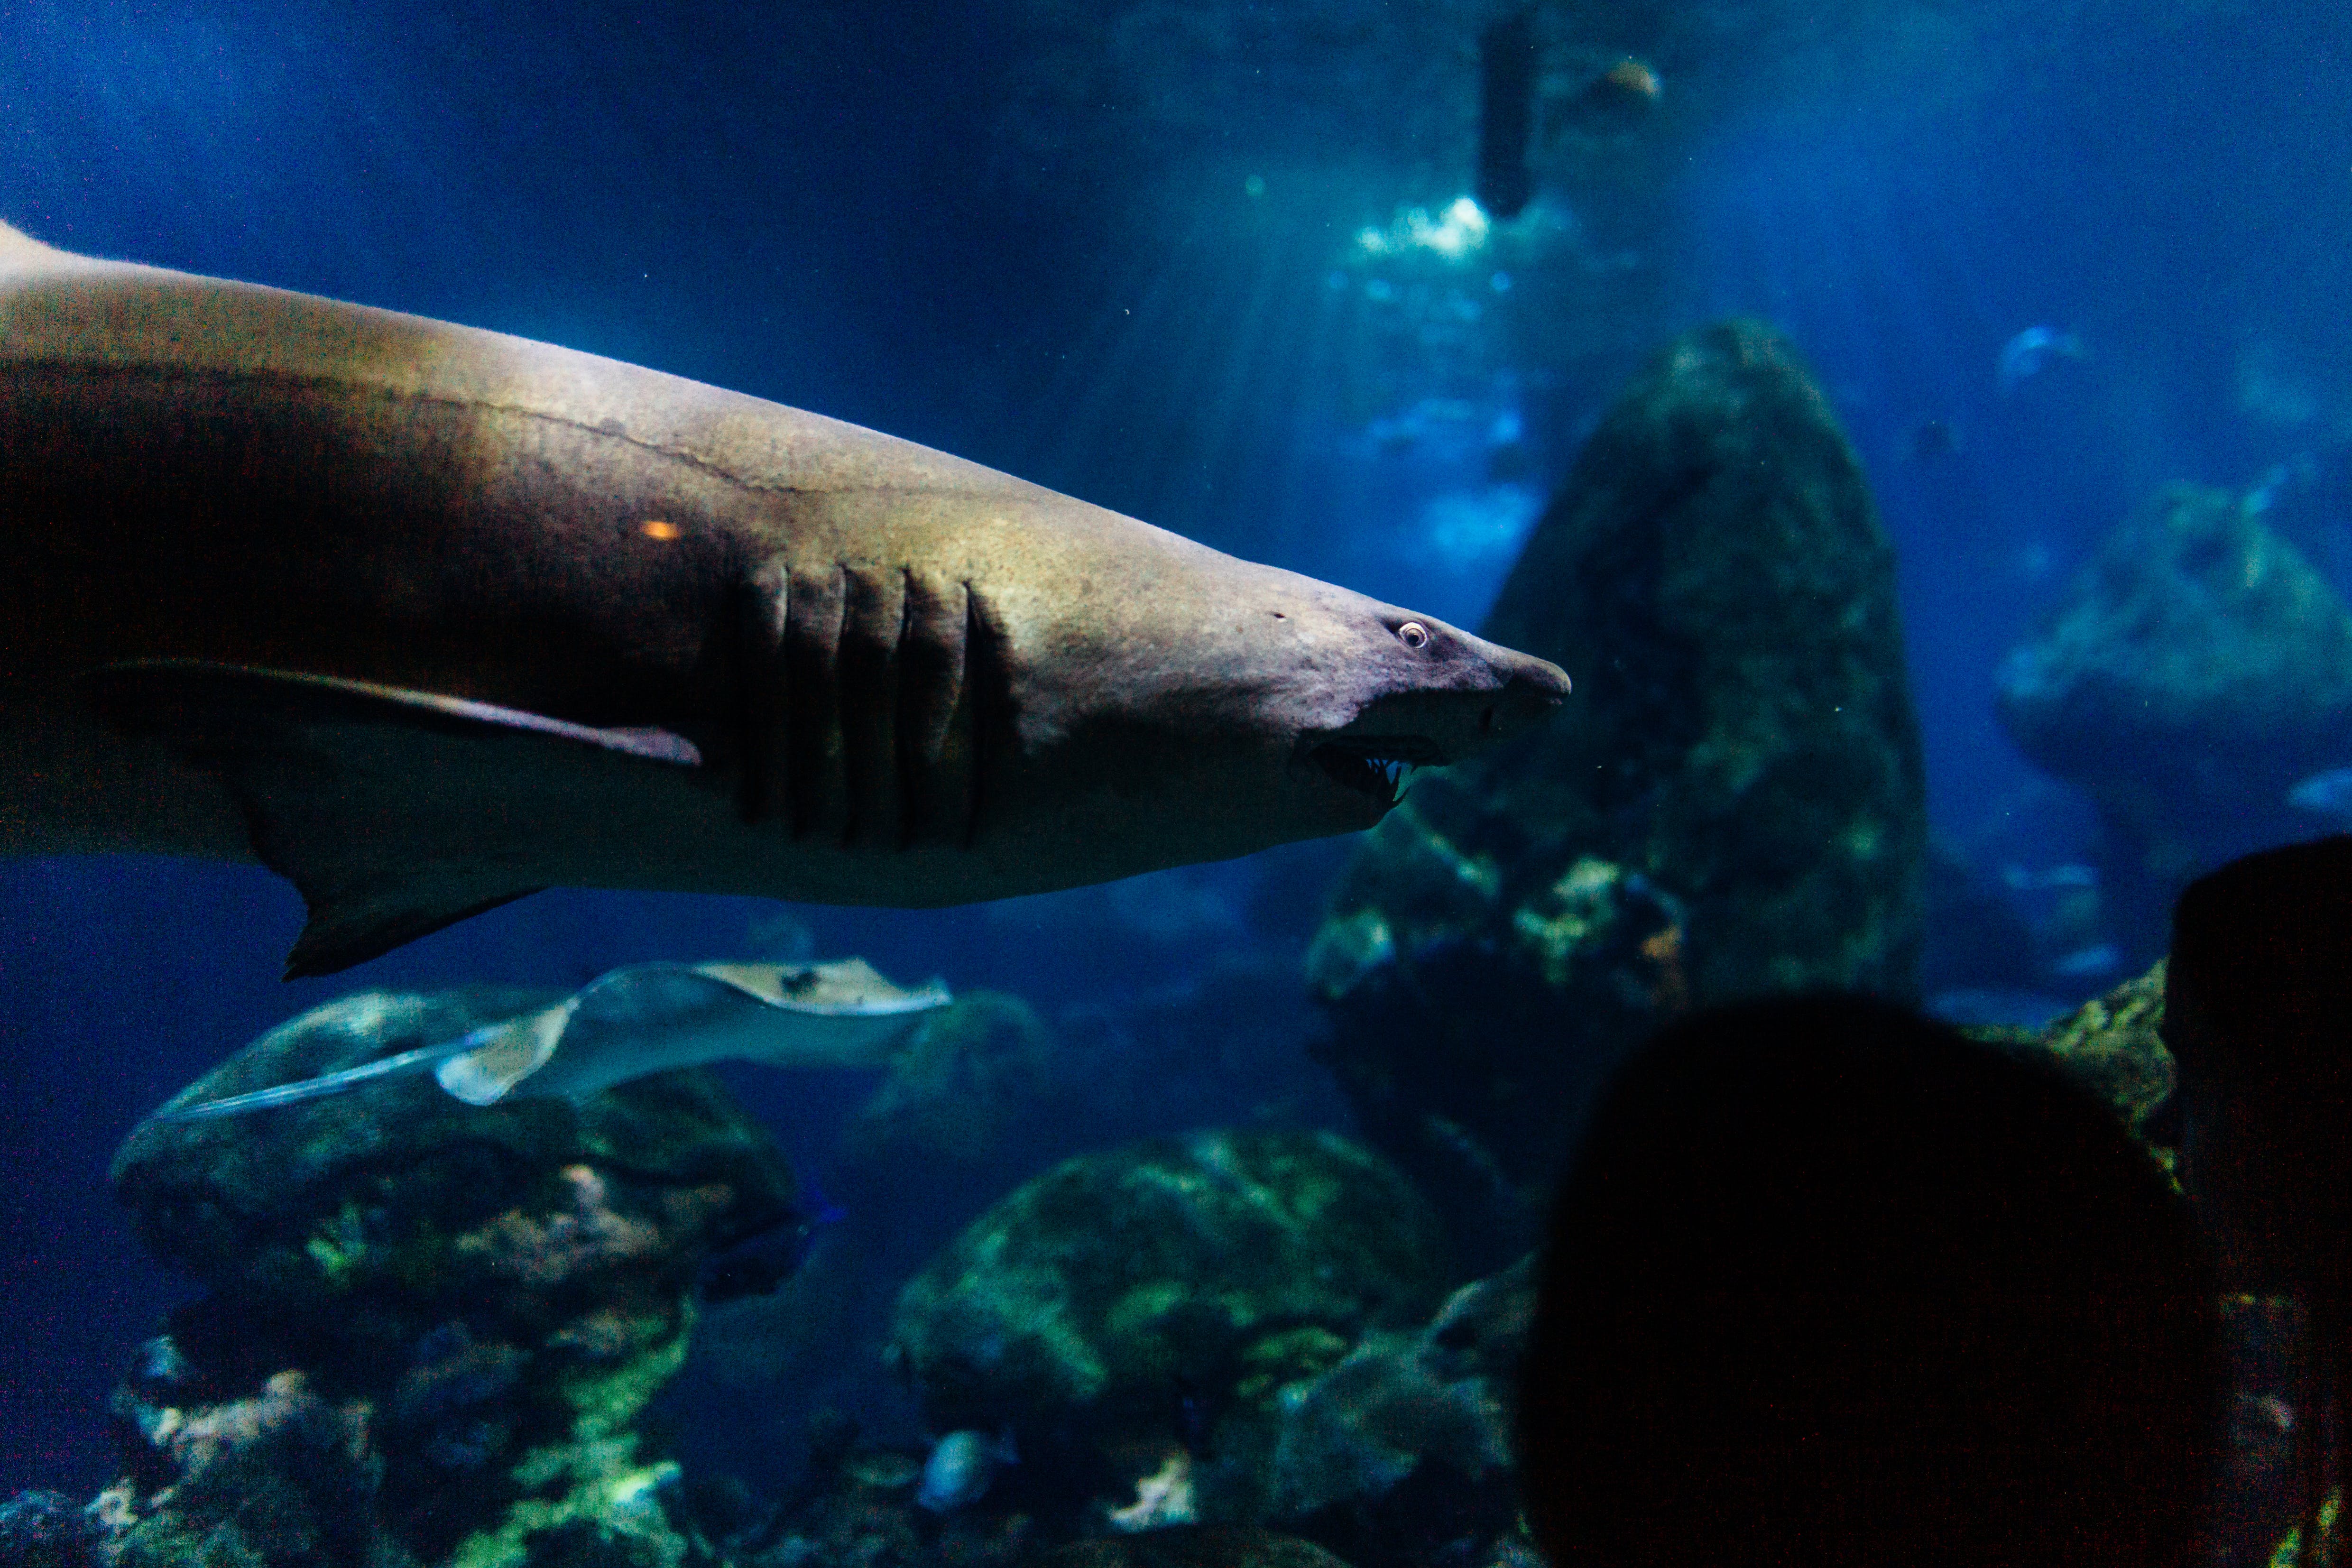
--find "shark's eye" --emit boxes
[1397,621,1430,650]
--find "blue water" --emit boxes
[3,0,2347,1502]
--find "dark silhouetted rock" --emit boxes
[1996,483,2352,958]
[1310,319,1925,1263]
[2165,837,2352,1564]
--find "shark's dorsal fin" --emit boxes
[83,660,704,978]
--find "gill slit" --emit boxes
[891,564,917,850]
[964,580,988,850]
[734,562,787,829]
[831,559,854,847]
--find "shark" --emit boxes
[148,958,950,1121]
[0,223,1570,977]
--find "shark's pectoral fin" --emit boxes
[82,660,706,979]
[286,887,543,984]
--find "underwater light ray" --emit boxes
[1812,159,2001,424]
[1260,241,1357,567]
[1195,189,1374,551]
[1687,116,1976,423]
[1247,218,1367,567]
[1124,209,1281,516]
[1187,219,1319,539]
[1020,198,1227,496]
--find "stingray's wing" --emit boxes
[162,959,953,1119]
[691,959,953,1015]
[431,1001,576,1106]
[451,960,953,1103]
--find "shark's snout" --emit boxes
[1301,633,1570,810]
[1416,633,1571,755]
[1485,648,1572,738]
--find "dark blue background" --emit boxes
[4,0,2347,1493]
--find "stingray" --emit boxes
[152,958,950,1121]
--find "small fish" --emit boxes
[1598,58,1663,102]
[1107,1450,1197,1532]
[149,958,947,1121]
[914,1428,1018,1513]
[1556,56,1663,135]
[2288,766,2352,821]
[1998,325,2086,393]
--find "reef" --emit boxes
[1309,318,1926,1262]
[0,1491,101,1568]
[886,1130,1450,1531]
[94,988,803,1568]
[1996,483,2352,958]
[1964,959,2176,1174]
[687,952,1360,1466]
[1027,1526,1355,1568]
[1263,1259,1531,1568]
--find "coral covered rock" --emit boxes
[1310,319,1925,1262]
[98,1371,380,1568]
[887,1131,1448,1523]
[0,1491,100,1568]
[1965,959,2176,1173]
[1267,1259,1529,1521]
[1995,484,2352,955]
[684,957,1359,1521]
[114,989,796,1295]
[102,988,803,1568]
[1260,1257,1531,1568]
[1025,1526,1353,1568]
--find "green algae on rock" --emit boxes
[1965,959,2176,1175]
[1309,319,1925,1261]
[887,1130,1448,1522]
[1996,484,2352,957]
[94,1372,380,1568]
[1261,1256,1532,1568]
[102,988,802,1568]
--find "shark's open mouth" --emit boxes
[1311,736,1448,805]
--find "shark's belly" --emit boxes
[0,682,252,858]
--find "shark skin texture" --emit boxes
[0,223,1569,975]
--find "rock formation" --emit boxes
[1310,319,1925,1261]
